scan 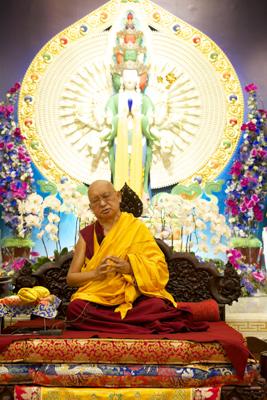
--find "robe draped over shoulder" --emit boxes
[71,212,176,318]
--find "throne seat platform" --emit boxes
[0,239,266,400]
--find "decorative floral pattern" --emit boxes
[0,338,228,364]
[0,296,61,319]
[14,386,222,400]
[0,362,258,387]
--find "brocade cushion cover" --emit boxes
[0,362,259,388]
[0,337,231,364]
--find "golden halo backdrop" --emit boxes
[18,0,244,188]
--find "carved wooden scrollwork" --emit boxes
[155,237,241,306]
[14,262,38,292]
[120,183,143,217]
[221,381,266,400]
[166,257,212,302]
[214,262,242,303]
[14,239,241,318]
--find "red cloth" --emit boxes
[0,320,249,378]
[80,222,104,259]
[66,297,209,334]
[177,299,220,321]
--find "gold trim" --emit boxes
[18,0,243,186]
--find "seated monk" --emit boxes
[66,180,208,334]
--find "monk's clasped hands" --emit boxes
[94,256,132,279]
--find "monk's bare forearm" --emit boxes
[67,271,96,287]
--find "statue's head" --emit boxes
[111,10,149,93]
[122,69,139,91]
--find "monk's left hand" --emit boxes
[106,256,132,275]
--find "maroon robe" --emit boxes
[66,222,209,333]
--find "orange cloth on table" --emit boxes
[71,212,176,319]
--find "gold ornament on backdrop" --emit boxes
[18,0,244,191]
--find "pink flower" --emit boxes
[17,188,28,199]
[251,194,259,204]
[257,149,267,158]
[240,177,249,187]
[14,82,21,90]
[252,271,265,283]
[226,199,237,207]
[6,105,14,114]
[241,123,247,131]
[230,160,243,175]
[231,207,239,216]
[30,251,40,257]
[10,258,27,271]
[259,109,267,117]
[247,121,257,131]
[253,205,263,221]
[227,248,242,269]
[240,201,248,212]
[6,143,14,150]
[245,83,258,92]
[14,128,21,137]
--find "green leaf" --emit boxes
[171,183,202,199]
[231,236,262,248]
[37,180,58,195]
[32,256,51,271]
[76,184,88,195]
[204,180,224,195]
[1,236,34,248]
[60,247,69,256]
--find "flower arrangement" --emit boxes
[17,179,94,256]
[227,248,267,296]
[142,191,231,257]
[0,83,35,247]
[225,83,267,246]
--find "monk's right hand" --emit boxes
[93,258,112,280]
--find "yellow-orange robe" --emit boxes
[71,212,176,318]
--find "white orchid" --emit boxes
[43,195,61,211]
[47,212,60,224]
[37,230,45,239]
[141,191,231,258]
[45,223,58,235]
[24,214,42,228]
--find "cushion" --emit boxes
[177,299,220,322]
[0,361,259,388]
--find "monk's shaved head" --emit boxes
[88,180,121,222]
[88,180,115,200]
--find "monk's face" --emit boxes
[88,181,121,221]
